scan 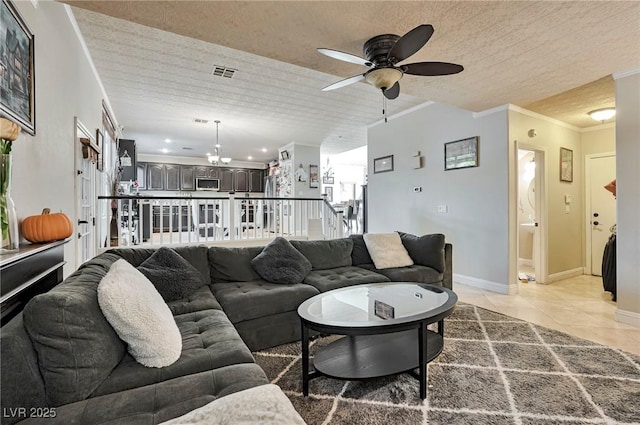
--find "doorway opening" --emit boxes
[516,145,547,284]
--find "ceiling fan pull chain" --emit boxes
[383,94,388,123]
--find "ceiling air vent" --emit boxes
[211,65,236,79]
[193,118,209,124]
[182,147,193,151]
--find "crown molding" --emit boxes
[472,104,509,118]
[581,122,616,133]
[367,101,435,128]
[507,104,581,132]
[613,68,640,80]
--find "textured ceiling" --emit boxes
[65,1,640,160]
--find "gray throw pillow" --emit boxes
[137,247,205,302]
[251,237,312,284]
[398,232,446,272]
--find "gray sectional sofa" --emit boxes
[1,234,452,424]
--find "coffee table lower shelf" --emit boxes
[311,329,443,388]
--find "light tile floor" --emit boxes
[455,274,640,356]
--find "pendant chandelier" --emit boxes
[207,120,231,165]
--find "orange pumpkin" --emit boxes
[22,208,73,243]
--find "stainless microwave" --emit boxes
[195,178,220,191]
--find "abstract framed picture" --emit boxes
[309,164,319,188]
[373,155,393,174]
[0,0,35,135]
[444,136,478,170]
[325,186,333,203]
[560,147,573,182]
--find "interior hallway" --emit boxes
[456,274,640,356]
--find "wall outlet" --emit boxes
[413,186,422,192]
[565,205,570,213]
[437,205,448,213]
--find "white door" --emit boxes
[75,119,98,267]
[588,154,616,275]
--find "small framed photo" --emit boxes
[325,186,333,203]
[96,129,104,171]
[0,0,36,135]
[309,164,319,188]
[373,155,394,174]
[374,300,395,320]
[560,147,573,182]
[323,175,334,184]
[445,136,478,170]
[280,150,290,161]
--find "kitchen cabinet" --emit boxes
[219,168,234,192]
[249,169,264,193]
[136,163,147,189]
[234,169,249,192]
[147,164,164,190]
[180,166,196,190]
[165,165,180,191]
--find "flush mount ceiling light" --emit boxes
[588,107,616,123]
[207,120,232,165]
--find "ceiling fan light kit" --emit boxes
[588,107,615,123]
[318,23,463,109]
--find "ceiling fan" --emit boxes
[318,24,463,100]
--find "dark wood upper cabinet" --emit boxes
[180,166,196,190]
[147,163,164,190]
[234,169,249,192]
[219,168,234,192]
[165,165,180,191]
[136,163,147,190]
[249,169,264,192]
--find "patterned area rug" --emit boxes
[254,303,640,425]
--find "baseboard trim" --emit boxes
[547,267,584,283]
[615,309,640,327]
[454,274,517,295]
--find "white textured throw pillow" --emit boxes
[98,259,182,368]
[363,232,414,269]
[160,384,306,425]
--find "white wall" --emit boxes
[289,144,321,199]
[614,70,640,325]
[581,125,615,156]
[9,2,111,275]
[368,103,510,291]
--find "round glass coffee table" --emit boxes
[297,282,457,400]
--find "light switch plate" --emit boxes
[437,205,448,213]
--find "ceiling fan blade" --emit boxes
[317,48,372,66]
[383,82,400,100]
[322,74,366,91]
[387,24,434,64]
[402,62,464,76]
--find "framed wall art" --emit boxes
[0,0,35,135]
[560,147,573,182]
[444,136,478,170]
[96,129,104,171]
[325,186,333,203]
[309,164,319,188]
[373,155,393,174]
[322,175,334,184]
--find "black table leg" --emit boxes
[438,319,444,337]
[419,323,427,400]
[301,323,310,396]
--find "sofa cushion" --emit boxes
[350,234,374,266]
[23,252,126,407]
[363,232,414,269]
[209,246,263,282]
[18,364,268,425]
[368,264,443,285]
[137,246,205,302]
[109,245,210,285]
[0,314,47,425]
[399,232,446,273]
[161,384,306,425]
[303,266,390,292]
[166,286,222,316]
[291,238,353,270]
[251,237,312,284]
[210,280,319,323]
[91,309,255,397]
[98,259,182,368]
